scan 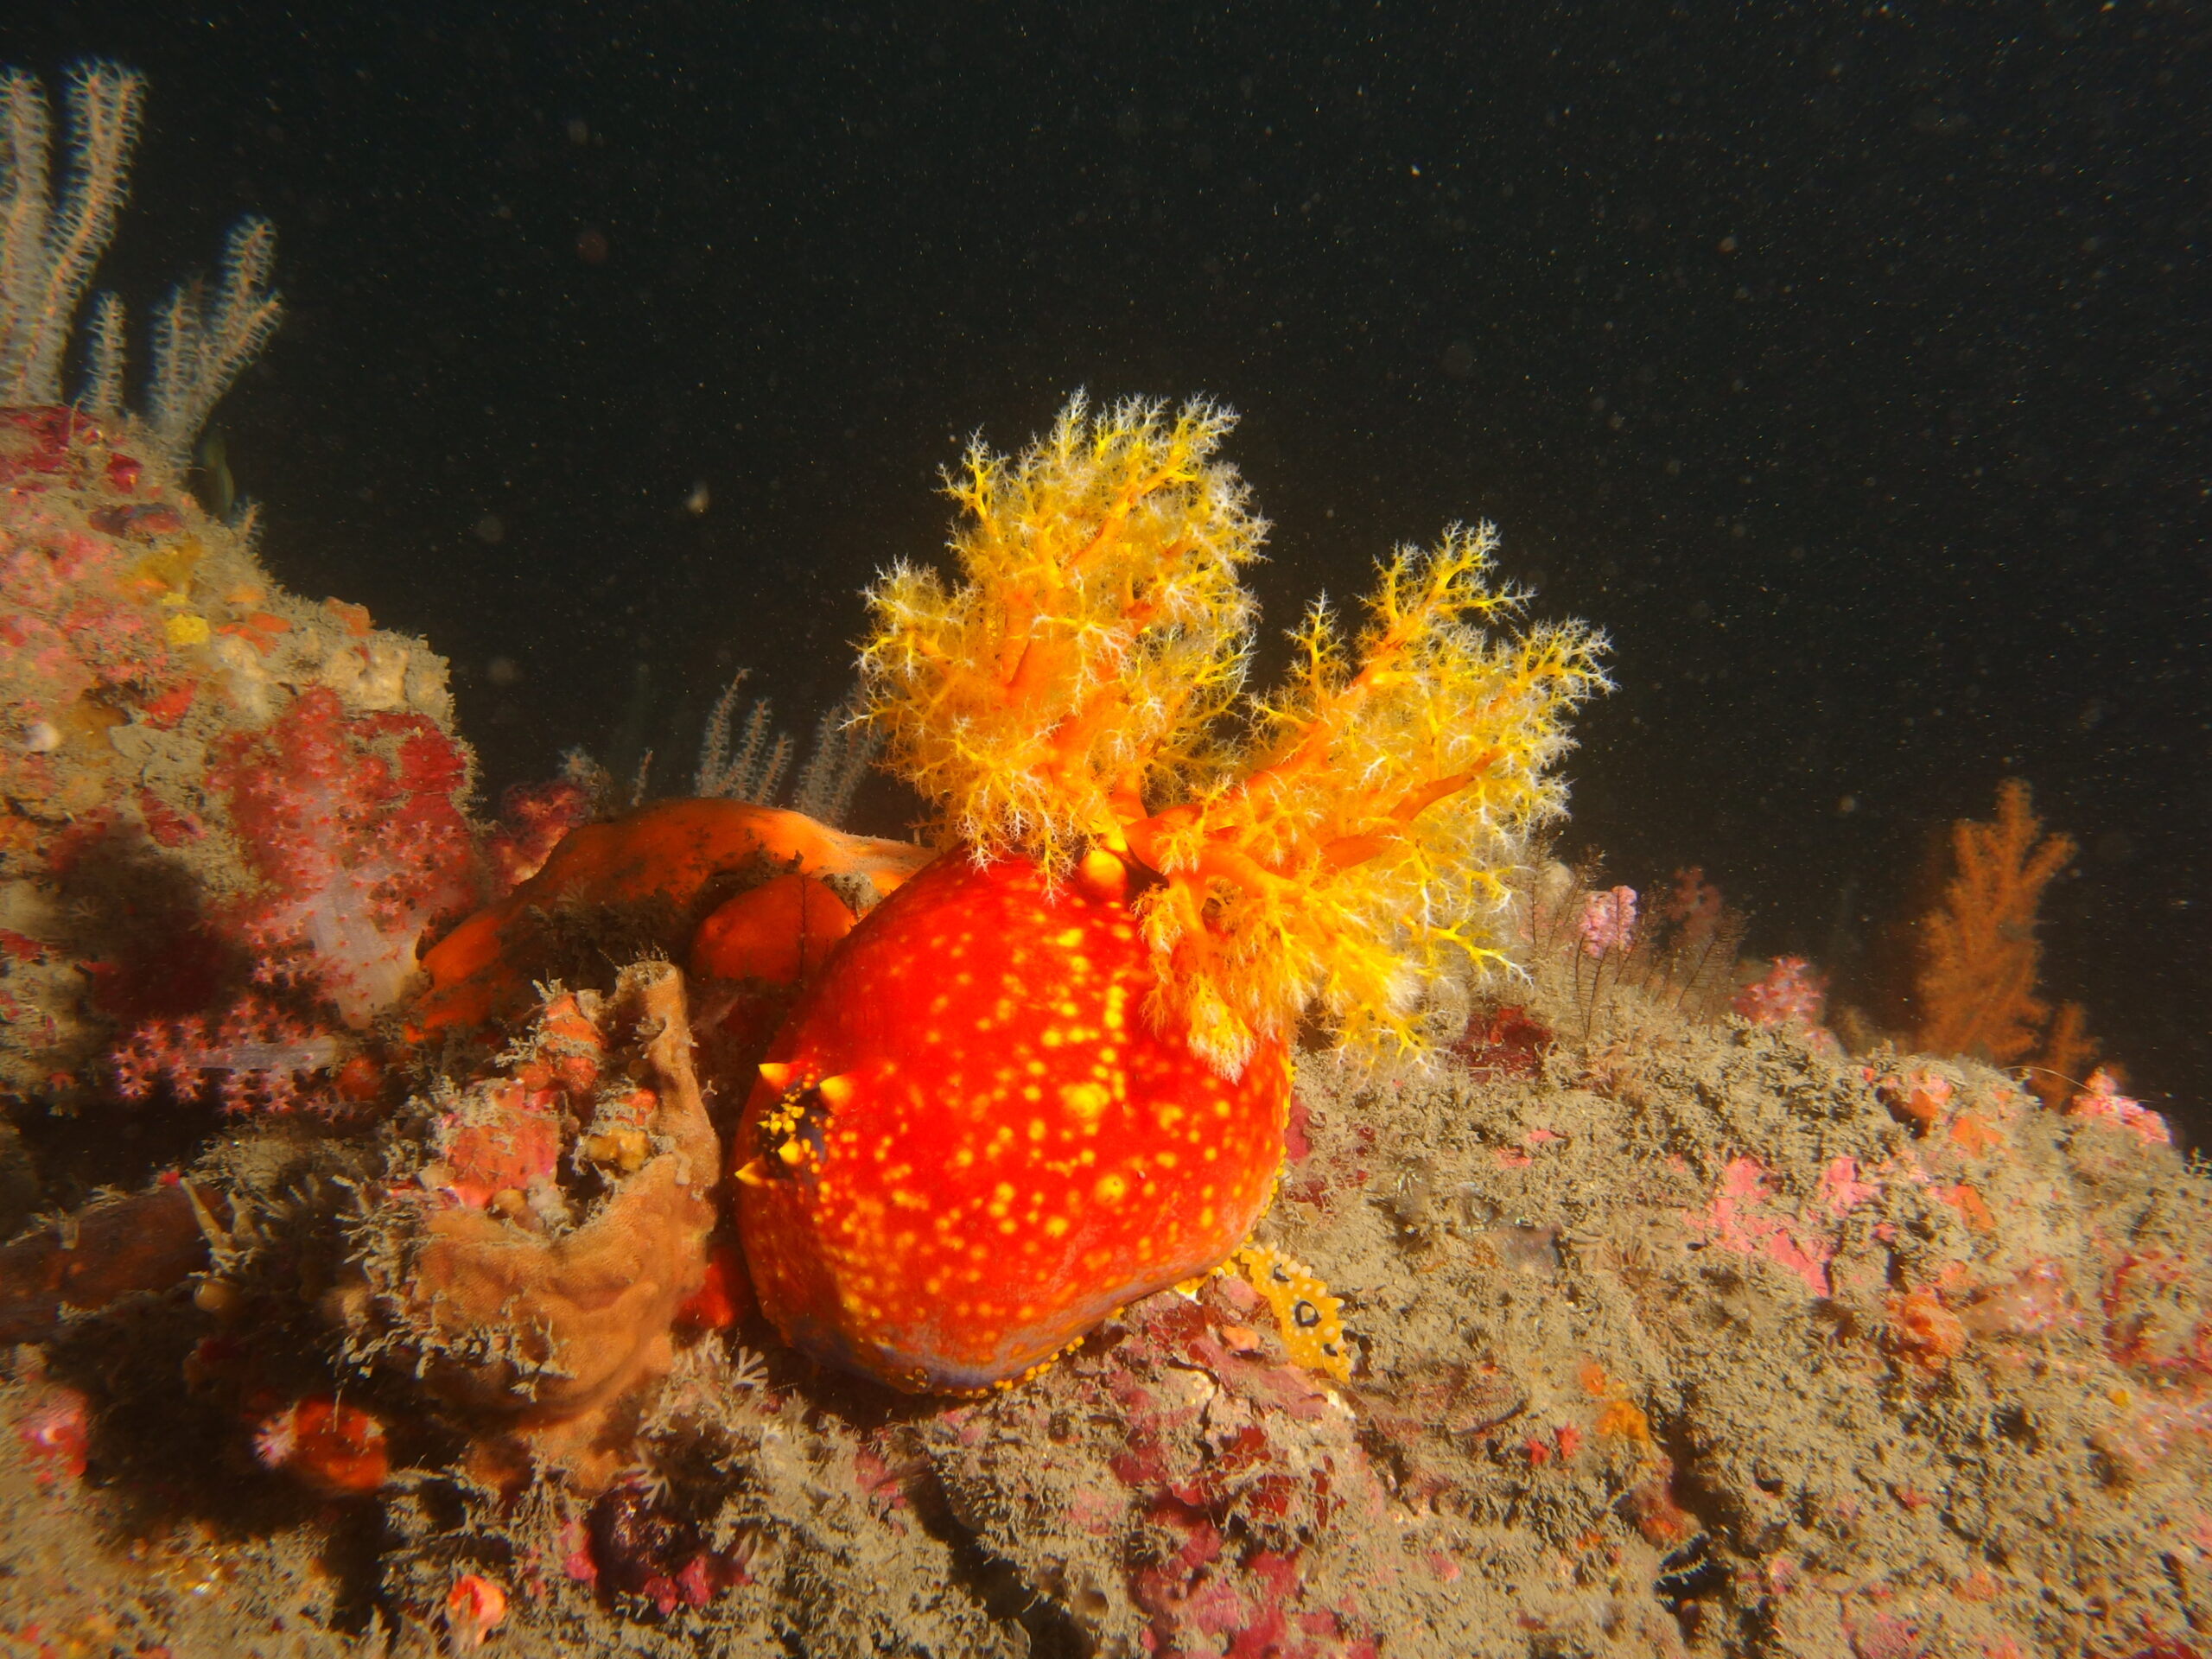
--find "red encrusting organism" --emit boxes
[251,1395,392,1495]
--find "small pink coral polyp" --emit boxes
[735,854,1291,1393]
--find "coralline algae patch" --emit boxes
[1,404,470,1101]
[1255,1009,2212,1659]
[1682,1154,1846,1296]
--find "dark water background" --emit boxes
[4,3,2204,1142]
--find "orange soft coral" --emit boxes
[1914,779,2090,1081]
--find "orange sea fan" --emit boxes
[1913,779,2087,1073]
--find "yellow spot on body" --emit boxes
[1044,1216,1070,1238]
[1094,1173,1128,1205]
[1062,1080,1109,1123]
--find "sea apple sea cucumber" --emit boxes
[730,393,1607,1391]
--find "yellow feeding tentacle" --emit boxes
[857,394,1611,1077]
[859,393,1263,874]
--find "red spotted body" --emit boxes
[734,853,1290,1392]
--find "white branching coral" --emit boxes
[1,61,279,467]
[0,61,141,406]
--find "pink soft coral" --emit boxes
[1732,955,1828,1032]
[110,990,349,1114]
[2067,1068,2170,1147]
[210,684,481,1024]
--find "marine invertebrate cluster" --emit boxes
[408,796,926,1035]
[338,962,723,1482]
[0,398,474,1099]
[737,850,1294,1391]
[2,66,468,1109]
[2,64,280,467]
[1731,954,1829,1035]
[251,1394,392,1496]
[207,683,480,1025]
[862,394,1609,1070]
[6,60,2210,1659]
[1519,861,1748,1039]
[926,1282,1402,1658]
[108,988,353,1114]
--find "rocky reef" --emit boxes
[0,60,2206,1659]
